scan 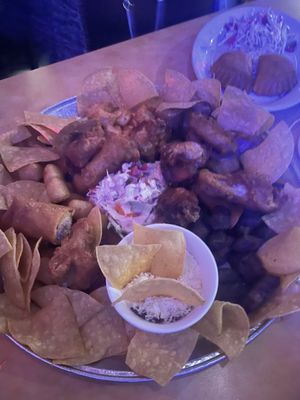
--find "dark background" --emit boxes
[0,0,236,80]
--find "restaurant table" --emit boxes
[1,0,300,399]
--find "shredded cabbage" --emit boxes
[88,161,166,233]
[216,9,297,61]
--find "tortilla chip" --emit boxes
[0,294,29,333]
[125,329,199,386]
[54,306,129,366]
[24,111,76,134]
[77,68,123,116]
[257,227,300,276]
[78,68,157,116]
[114,277,204,306]
[17,233,32,284]
[281,272,300,290]
[133,224,186,278]
[250,281,300,326]
[0,164,13,185]
[27,125,56,144]
[156,101,199,113]
[193,301,249,360]
[96,244,161,289]
[3,181,50,206]
[0,127,32,146]
[161,69,195,102]
[217,86,274,137]
[0,228,25,309]
[0,228,12,259]
[192,78,221,109]
[0,145,59,172]
[8,294,85,359]
[263,183,300,233]
[116,68,158,109]
[23,238,42,311]
[32,285,103,328]
[89,286,110,305]
[241,121,294,183]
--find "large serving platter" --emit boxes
[5,96,274,382]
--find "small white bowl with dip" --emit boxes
[106,223,218,334]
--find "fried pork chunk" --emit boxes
[186,112,237,154]
[155,187,200,227]
[194,169,277,213]
[160,141,209,185]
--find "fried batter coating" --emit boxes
[48,212,102,290]
[125,104,170,161]
[160,141,208,185]
[194,169,277,212]
[73,134,140,194]
[186,112,237,154]
[55,120,105,167]
[155,187,200,227]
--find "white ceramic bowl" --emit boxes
[106,223,218,334]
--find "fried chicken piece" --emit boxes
[194,169,277,212]
[160,141,209,185]
[126,104,170,161]
[55,120,106,169]
[73,133,140,194]
[186,112,237,154]
[48,208,103,290]
[155,187,200,227]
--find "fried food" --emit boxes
[48,208,102,290]
[194,169,277,212]
[161,69,195,102]
[17,163,43,182]
[2,196,73,244]
[186,112,237,154]
[0,145,60,173]
[217,86,274,137]
[155,187,200,227]
[73,134,140,194]
[96,244,161,289]
[253,54,297,96]
[160,141,209,185]
[67,199,94,220]
[191,78,221,110]
[55,119,106,169]
[44,164,70,203]
[240,121,294,183]
[211,51,253,92]
[128,104,170,162]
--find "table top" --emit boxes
[1,0,300,399]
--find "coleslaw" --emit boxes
[88,161,167,234]
[216,9,297,62]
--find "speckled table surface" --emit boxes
[1,0,300,398]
